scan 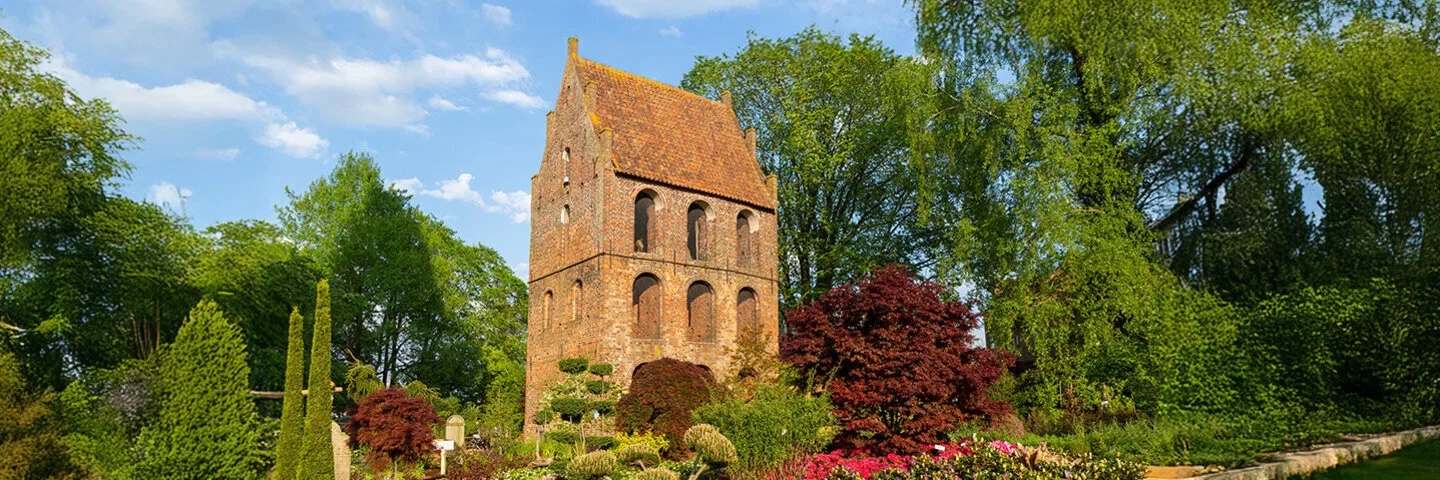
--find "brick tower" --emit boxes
[525,37,780,429]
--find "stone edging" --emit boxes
[1149,424,1440,480]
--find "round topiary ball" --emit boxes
[588,363,614,377]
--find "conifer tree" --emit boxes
[275,307,307,479]
[300,280,335,479]
[139,300,261,479]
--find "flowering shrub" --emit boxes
[798,439,1146,480]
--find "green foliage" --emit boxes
[345,363,385,404]
[693,384,837,472]
[137,301,262,479]
[550,397,589,418]
[617,443,661,468]
[278,151,528,405]
[586,436,619,451]
[565,450,618,480]
[0,351,81,479]
[558,358,590,375]
[684,427,737,468]
[477,343,527,436]
[586,380,611,395]
[0,26,135,269]
[301,280,334,479]
[634,468,680,480]
[615,431,670,455]
[533,410,554,426]
[587,363,614,377]
[682,27,946,310]
[275,307,307,480]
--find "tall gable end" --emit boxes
[572,56,774,211]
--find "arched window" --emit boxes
[571,280,583,323]
[561,204,570,224]
[562,148,571,185]
[687,202,709,261]
[635,192,656,252]
[542,291,553,329]
[736,211,754,268]
[687,282,715,342]
[633,274,661,339]
[736,288,758,335]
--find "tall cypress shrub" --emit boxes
[275,307,307,479]
[300,280,335,479]
[139,300,261,479]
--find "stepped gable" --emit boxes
[572,56,775,211]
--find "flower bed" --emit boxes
[799,440,1147,480]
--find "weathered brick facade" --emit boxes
[525,38,780,432]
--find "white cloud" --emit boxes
[331,0,419,41]
[257,122,329,158]
[481,4,512,26]
[229,48,535,130]
[194,147,241,161]
[389,177,424,194]
[483,90,546,110]
[659,26,682,36]
[37,0,257,66]
[395,174,532,222]
[427,95,467,111]
[489,190,532,223]
[594,0,759,18]
[48,56,280,122]
[149,182,193,212]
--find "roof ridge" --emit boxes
[575,56,730,111]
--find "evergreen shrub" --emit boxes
[558,358,590,375]
[693,383,837,472]
[565,450,617,480]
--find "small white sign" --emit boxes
[434,440,455,451]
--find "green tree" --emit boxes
[0,351,80,479]
[138,301,261,479]
[681,28,947,311]
[274,308,306,480]
[300,280,334,479]
[189,220,320,395]
[0,27,134,269]
[278,152,526,403]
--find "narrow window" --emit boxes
[543,291,553,329]
[571,280,583,322]
[633,274,661,339]
[687,203,708,261]
[562,148,571,185]
[635,192,656,252]
[561,205,570,224]
[736,211,753,268]
[687,282,715,342]
[736,288,758,335]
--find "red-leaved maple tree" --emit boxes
[344,388,442,473]
[781,264,1014,454]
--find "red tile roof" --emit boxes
[574,57,774,210]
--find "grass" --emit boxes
[1301,439,1440,479]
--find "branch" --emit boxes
[1148,139,1256,232]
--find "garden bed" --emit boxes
[1143,424,1440,479]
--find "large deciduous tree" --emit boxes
[682,28,949,312]
[278,152,526,404]
[781,264,1012,454]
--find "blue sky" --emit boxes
[1,0,917,279]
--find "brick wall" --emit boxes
[525,48,779,435]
